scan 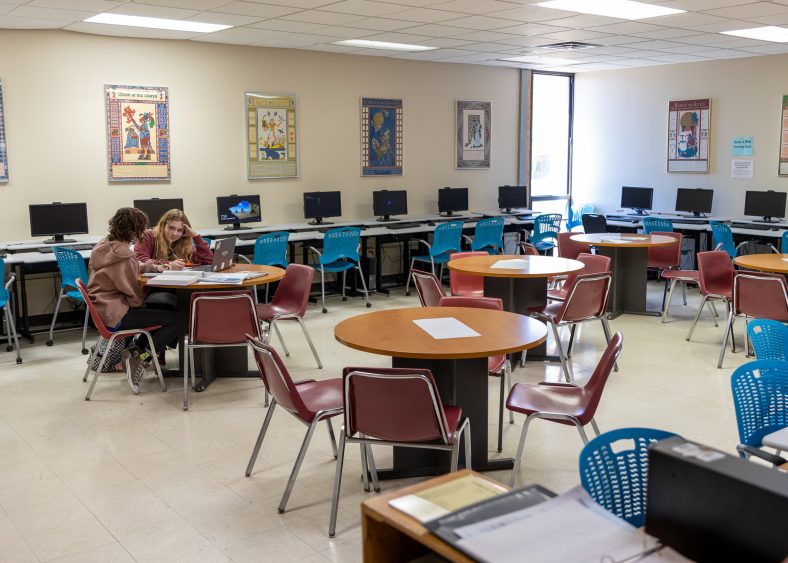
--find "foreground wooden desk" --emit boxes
[335,307,547,476]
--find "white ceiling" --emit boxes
[3,0,788,71]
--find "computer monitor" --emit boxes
[498,185,528,213]
[216,194,261,230]
[29,202,89,244]
[674,188,713,217]
[133,198,185,226]
[373,190,408,222]
[620,186,653,215]
[303,191,341,225]
[437,187,468,217]
[743,190,787,222]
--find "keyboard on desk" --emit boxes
[730,222,778,231]
[385,222,421,230]
[38,243,94,253]
[672,218,707,225]
[235,232,262,241]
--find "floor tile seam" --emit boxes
[0,502,43,563]
[41,540,132,563]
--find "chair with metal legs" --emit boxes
[48,247,90,354]
[328,366,471,537]
[405,221,463,295]
[463,216,504,254]
[309,227,370,314]
[686,250,733,343]
[507,332,622,487]
[412,269,446,307]
[519,242,540,256]
[244,336,343,516]
[0,258,21,364]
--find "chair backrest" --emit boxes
[438,295,502,311]
[730,359,788,447]
[449,251,486,296]
[321,227,361,263]
[567,203,593,230]
[579,426,678,528]
[531,213,562,243]
[0,257,12,305]
[558,272,612,322]
[270,263,314,318]
[782,231,788,253]
[579,331,623,421]
[647,231,681,270]
[253,231,289,267]
[471,217,504,253]
[76,278,114,339]
[642,217,674,234]
[581,213,608,234]
[189,290,261,344]
[519,242,539,256]
[412,269,446,307]
[562,253,611,293]
[696,250,734,296]
[247,335,311,419]
[734,272,788,320]
[557,232,590,259]
[710,221,736,258]
[431,221,464,257]
[747,319,788,361]
[342,367,452,443]
[53,246,89,291]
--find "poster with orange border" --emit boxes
[667,98,710,173]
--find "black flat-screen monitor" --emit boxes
[743,190,786,222]
[620,186,653,215]
[29,202,89,244]
[438,187,468,216]
[498,185,528,213]
[675,188,713,217]
[216,194,261,230]
[373,190,408,222]
[133,198,184,226]
[303,191,341,225]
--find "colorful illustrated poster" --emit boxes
[667,98,710,173]
[361,98,402,176]
[105,85,170,182]
[779,96,788,176]
[246,93,297,179]
[456,100,491,169]
[0,79,7,182]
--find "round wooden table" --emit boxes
[570,233,677,318]
[734,254,788,273]
[335,306,547,477]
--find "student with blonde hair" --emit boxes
[134,208,212,269]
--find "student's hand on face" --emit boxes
[182,224,198,238]
[169,259,186,271]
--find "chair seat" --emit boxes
[534,241,555,251]
[547,287,569,301]
[506,382,592,425]
[454,287,484,298]
[412,253,452,265]
[531,301,563,323]
[488,355,505,374]
[294,378,343,422]
[256,303,297,321]
[706,288,733,300]
[65,289,85,301]
[312,260,355,273]
[661,269,699,282]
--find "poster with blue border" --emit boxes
[0,79,8,183]
[361,97,402,176]
[105,84,170,182]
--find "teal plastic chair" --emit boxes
[309,227,370,314]
[747,319,788,361]
[710,221,737,258]
[782,231,788,253]
[48,247,90,354]
[642,217,673,233]
[579,427,677,527]
[529,213,561,254]
[254,232,289,302]
[0,258,21,364]
[405,221,463,295]
[567,203,593,231]
[464,216,504,254]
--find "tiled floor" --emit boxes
[0,281,748,562]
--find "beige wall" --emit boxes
[0,29,520,241]
[573,53,788,217]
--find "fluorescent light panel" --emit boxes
[537,0,685,20]
[83,13,231,33]
[501,55,583,66]
[334,39,436,51]
[721,26,788,43]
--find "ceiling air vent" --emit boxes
[538,41,601,51]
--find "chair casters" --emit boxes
[277,508,285,514]
[366,302,371,308]
[405,291,410,296]
[16,358,22,364]
[322,308,327,314]
[6,345,12,352]
[46,339,54,346]
[342,296,348,302]
[81,348,88,355]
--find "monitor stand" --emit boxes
[627,209,649,216]
[376,215,396,222]
[308,218,333,226]
[440,211,463,217]
[44,235,76,244]
[754,217,779,223]
[224,222,250,231]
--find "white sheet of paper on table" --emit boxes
[490,259,531,269]
[412,318,481,339]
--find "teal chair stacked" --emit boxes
[463,216,504,254]
[782,231,788,253]
[48,246,90,354]
[405,221,463,296]
[528,213,561,254]
[567,203,593,231]
[642,216,673,233]
[747,319,788,360]
[253,231,289,302]
[710,221,738,258]
[579,427,677,527]
[0,258,22,364]
[309,227,370,314]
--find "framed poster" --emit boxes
[0,79,7,182]
[246,92,297,179]
[456,100,490,169]
[779,95,788,176]
[361,97,402,176]
[667,98,711,173]
[105,84,170,182]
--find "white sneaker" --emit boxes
[122,348,145,395]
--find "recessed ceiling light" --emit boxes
[501,55,583,66]
[537,0,685,20]
[83,13,232,33]
[721,26,788,43]
[334,39,436,52]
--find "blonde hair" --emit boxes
[153,209,194,261]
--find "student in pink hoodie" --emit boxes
[87,207,179,394]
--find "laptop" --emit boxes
[190,237,236,272]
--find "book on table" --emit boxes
[146,272,203,286]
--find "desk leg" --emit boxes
[16,264,34,343]
[600,247,654,318]
[362,506,430,563]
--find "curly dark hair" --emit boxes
[108,207,149,242]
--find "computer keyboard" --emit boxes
[673,218,707,224]
[385,222,421,230]
[731,222,776,231]
[235,232,262,241]
[38,243,94,253]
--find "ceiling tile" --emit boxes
[633,28,706,39]
[188,12,263,25]
[189,25,274,42]
[494,22,567,35]
[459,41,522,52]
[29,0,125,11]
[302,25,380,37]
[747,13,788,25]
[658,0,758,9]
[542,14,623,28]
[648,11,732,27]
[400,22,474,35]
[385,7,463,23]
[431,0,520,15]
[738,43,788,54]
[622,39,689,51]
[303,43,363,52]
[691,48,757,59]
[594,34,652,45]
[536,29,612,41]
[244,0,334,7]
[689,20,759,33]
[441,15,517,30]
[493,35,550,47]
[364,30,443,43]
[8,5,98,19]
[446,29,520,41]
[132,0,227,9]
[280,9,367,24]
[341,17,421,30]
[319,0,407,17]
[0,14,72,27]
[704,2,788,19]
[678,34,764,47]
[586,21,667,34]
[485,3,580,22]
[106,3,199,18]
[205,2,300,18]
[652,42,721,53]
[647,53,710,63]
[247,18,328,31]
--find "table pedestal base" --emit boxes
[598,246,651,318]
[484,276,549,363]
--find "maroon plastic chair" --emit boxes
[519,242,540,256]
[449,251,487,297]
[244,336,343,517]
[183,290,262,410]
[439,295,511,452]
[507,332,623,487]
[557,232,590,260]
[532,272,614,382]
[328,366,471,537]
[77,279,165,401]
[547,253,611,302]
[257,264,322,370]
[412,269,446,307]
[718,272,788,368]
[686,250,733,343]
